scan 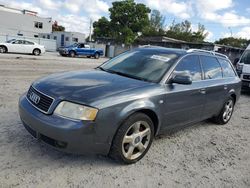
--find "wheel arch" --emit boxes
[117,101,161,136]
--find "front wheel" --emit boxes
[94,53,100,59]
[212,97,235,125]
[109,113,154,164]
[69,51,76,57]
[33,49,41,56]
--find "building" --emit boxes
[40,32,86,49]
[0,4,52,37]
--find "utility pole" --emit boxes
[228,27,233,37]
[89,19,92,42]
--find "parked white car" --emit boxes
[236,45,250,89]
[0,39,45,55]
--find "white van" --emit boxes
[236,45,250,89]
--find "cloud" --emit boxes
[38,0,62,10]
[196,0,250,27]
[145,0,192,19]
[223,27,250,39]
[55,14,90,34]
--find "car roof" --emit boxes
[137,46,229,60]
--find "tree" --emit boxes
[52,21,65,32]
[165,20,208,42]
[109,0,151,44]
[143,9,165,36]
[215,37,250,48]
[92,17,112,40]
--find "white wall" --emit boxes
[0,9,52,37]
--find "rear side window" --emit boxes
[200,56,222,79]
[218,59,236,77]
[174,55,202,81]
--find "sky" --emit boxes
[0,0,249,42]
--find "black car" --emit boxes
[19,47,241,164]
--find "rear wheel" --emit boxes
[109,113,154,164]
[33,49,41,56]
[212,96,235,125]
[0,46,7,53]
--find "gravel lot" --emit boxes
[0,52,249,188]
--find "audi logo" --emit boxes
[29,92,40,104]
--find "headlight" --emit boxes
[54,101,98,121]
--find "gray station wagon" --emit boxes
[19,47,241,164]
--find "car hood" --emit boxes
[32,70,152,106]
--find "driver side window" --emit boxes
[173,55,202,81]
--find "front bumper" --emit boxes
[18,95,110,155]
[59,50,69,55]
[242,80,250,89]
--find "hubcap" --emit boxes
[122,121,151,160]
[34,50,39,55]
[223,100,233,122]
[0,47,4,53]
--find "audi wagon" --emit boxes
[19,47,241,164]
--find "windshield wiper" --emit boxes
[96,67,150,82]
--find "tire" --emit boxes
[69,51,76,57]
[94,52,100,59]
[109,113,154,164]
[0,46,7,53]
[212,96,235,125]
[33,49,41,56]
[87,56,91,58]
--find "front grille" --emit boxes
[27,86,54,113]
[243,75,250,80]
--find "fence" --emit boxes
[0,34,57,52]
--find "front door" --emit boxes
[162,55,206,129]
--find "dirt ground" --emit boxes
[0,52,249,188]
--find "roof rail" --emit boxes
[187,49,229,59]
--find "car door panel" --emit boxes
[161,55,206,130]
[199,55,225,119]
[162,83,205,129]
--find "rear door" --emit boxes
[23,40,35,53]
[199,55,225,119]
[162,55,206,129]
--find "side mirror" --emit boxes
[233,58,239,66]
[171,74,192,85]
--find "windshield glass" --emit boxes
[6,39,16,43]
[67,43,79,48]
[100,49,180,82]
[240,50,250,64]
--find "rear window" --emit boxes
[200,56,223,79]
[218,59,236,77]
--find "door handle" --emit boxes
[224,85,228,90]
[199,88,206,94]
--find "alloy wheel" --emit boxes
[222,99,234,122]
[122,121,151,160]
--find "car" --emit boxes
[59,43,104,58]
[0,39,45,55]
[235,45,250,90]
[18,47,241,164]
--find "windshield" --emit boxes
[67,43,79,48]
[240,50,250,64]
[6,39,16,43]
[99,49,180,82]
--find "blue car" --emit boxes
[59,43,103,58]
